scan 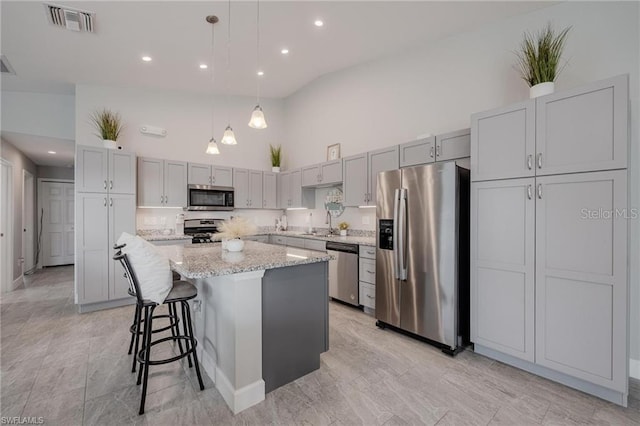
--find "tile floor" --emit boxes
[1,265,639,425]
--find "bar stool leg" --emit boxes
[128,304,139,355]
[136,305,150,386]
[184,300,205,391]
[132,303,143,373]
[180,301,194,368]
[169,302,186,357]
[139,304,155,415]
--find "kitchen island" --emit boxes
[155,241,331,414]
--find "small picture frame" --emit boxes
[327,143,341,161]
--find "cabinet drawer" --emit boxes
[304,239,326,252]
[286,237,306,248]
[359,258,376,284]
[359,282,375,309]
[359,245,376,260]
[270,235,287,246]
[246,235,268,243]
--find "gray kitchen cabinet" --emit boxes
[245,235,269,243]
[343,147,398,207]
[436,128,470,162]
[301,164,321,187]
[76,146,135,194]
[249,170,263,209]
[138,157,187,208]
[76,193,136,305]
[278,169,314,209]
[302,160,343,187]
[289,169,303,206]
[304,239,326,252]
[188,163,234,186]
[343,154,368,207]
[358,246,376,311]
[471,178,535,362]
[535,75,628,176]
[262,172,277,209]
[277,172,290,208]
[471,99,535,182]
[286,237,306,249]
[534,170,627,392]
[359,258,376,285]
[399,137,435,168]
[269,235,287,246]
[233,168,263,209]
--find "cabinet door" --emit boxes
[76,146,108,193]
[471,178,535,362]
[76,193,109,304]
[436,128,470,162]
[278,172,290,208]
[108,150,136,194]
[137,157,164,207]
[249,170,263,209]
[535,170,627,391]
[188,163,212,185]
[301,165,320,187]
[109,194,136,300]
[471,100,535,182]
[164,161,188,207]
[368,146,399,206]
[536,75,628,176]
[399,137,435,168]
[304,239,326,252]
[213,166,233,187]
[286,237,306,248]
[343,154,368,207]
[289,169,303,207]
[233,168,250,208]
[320,160,343,185]
[262,172,277,209]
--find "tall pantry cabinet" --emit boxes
[75,146,137,311]
[470,75,630,406]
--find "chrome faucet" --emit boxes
[325,210,333,235]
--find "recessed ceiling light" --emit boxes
[314,20,324,27]
[257,70,264,76]
[281,48,289,55]
[141,56,152,62]
[47,151,56,154]
[199,64,208,69]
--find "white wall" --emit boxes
[1,91,75,140]
[282,2,640,374]
[137,208,282,232]
[75,85,285,171]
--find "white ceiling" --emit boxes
[1,131,75,167]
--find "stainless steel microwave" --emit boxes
[186,185,234,211]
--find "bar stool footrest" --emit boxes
[136,335,198,366]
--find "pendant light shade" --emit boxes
[248,105,267,129]
[206,137,220,155]
[221,125,238,145]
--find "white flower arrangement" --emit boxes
[216,217,257,239]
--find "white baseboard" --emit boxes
[12,275,23,290]
[630,358,640,380]
[215,366,265,414]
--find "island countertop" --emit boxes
[155,240,332,279]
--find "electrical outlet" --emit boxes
[362,216,370,225]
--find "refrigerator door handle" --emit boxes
[398,188,408,281]
[392,188,400,280]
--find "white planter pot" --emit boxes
[530,82,555,99]
[103,139,118,149]
[272,167,280,173]
[226,239,245,252]
[340,230,347,236]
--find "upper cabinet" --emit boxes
[535,75,628,176]
[343,146,399,207]
[435,128,470,162]
[277,169,315,209]
[233,168,264,209]
[471,75,628,182]
[301,160,343,187]
[188,163,233,187]
[76,146,136,194]
[399,137,435,168]
[368,146,399,206]
[138,157,187,208]
[262,172,278,209]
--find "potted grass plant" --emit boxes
[90,108,124,149]
[515,23,571,98]
[216,217,258,252]
[269,144,282,173]
[338,222,349,237]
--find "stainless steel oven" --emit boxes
[186,185,234,211]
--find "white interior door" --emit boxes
[1,161,13,292]
[42,181,74,266]
[22,170,35,272]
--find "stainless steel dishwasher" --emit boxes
[326,241,359,306]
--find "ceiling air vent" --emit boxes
[44,3,94,33]
[0,56,16,75]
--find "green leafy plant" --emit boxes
[338,222,349,231]
[90,108,124,141]
[515,23,571,87]
[269,144,282,167]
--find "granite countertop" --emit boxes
[154,240,333,279]
[142,234,194,242]
[268,231,376,247]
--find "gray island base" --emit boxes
[156,241,331,413]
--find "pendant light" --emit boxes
[248,0,267,129]
[205,15,220,155]
[221,0,238,145]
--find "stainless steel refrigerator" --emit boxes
[375,161,470,354]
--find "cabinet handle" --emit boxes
[212,176,216,184]
[537,153,543,169]
[537,184,543,199]
[109,180,113,189]
[366,270,375,274]
[103,180,107,189]
[436,145,441,157]
[366,294,374,299]
[165,195,168,204]
[367,250,374,255]
[103,198,107,207]
[527,155,533,170]
[430,146,434,158]
[109,198,113,207]
[527,185,532,200]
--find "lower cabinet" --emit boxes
[471,169,628,401]
[359,245,376,310]
[245,235,269,243]
[76,193,136,304]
